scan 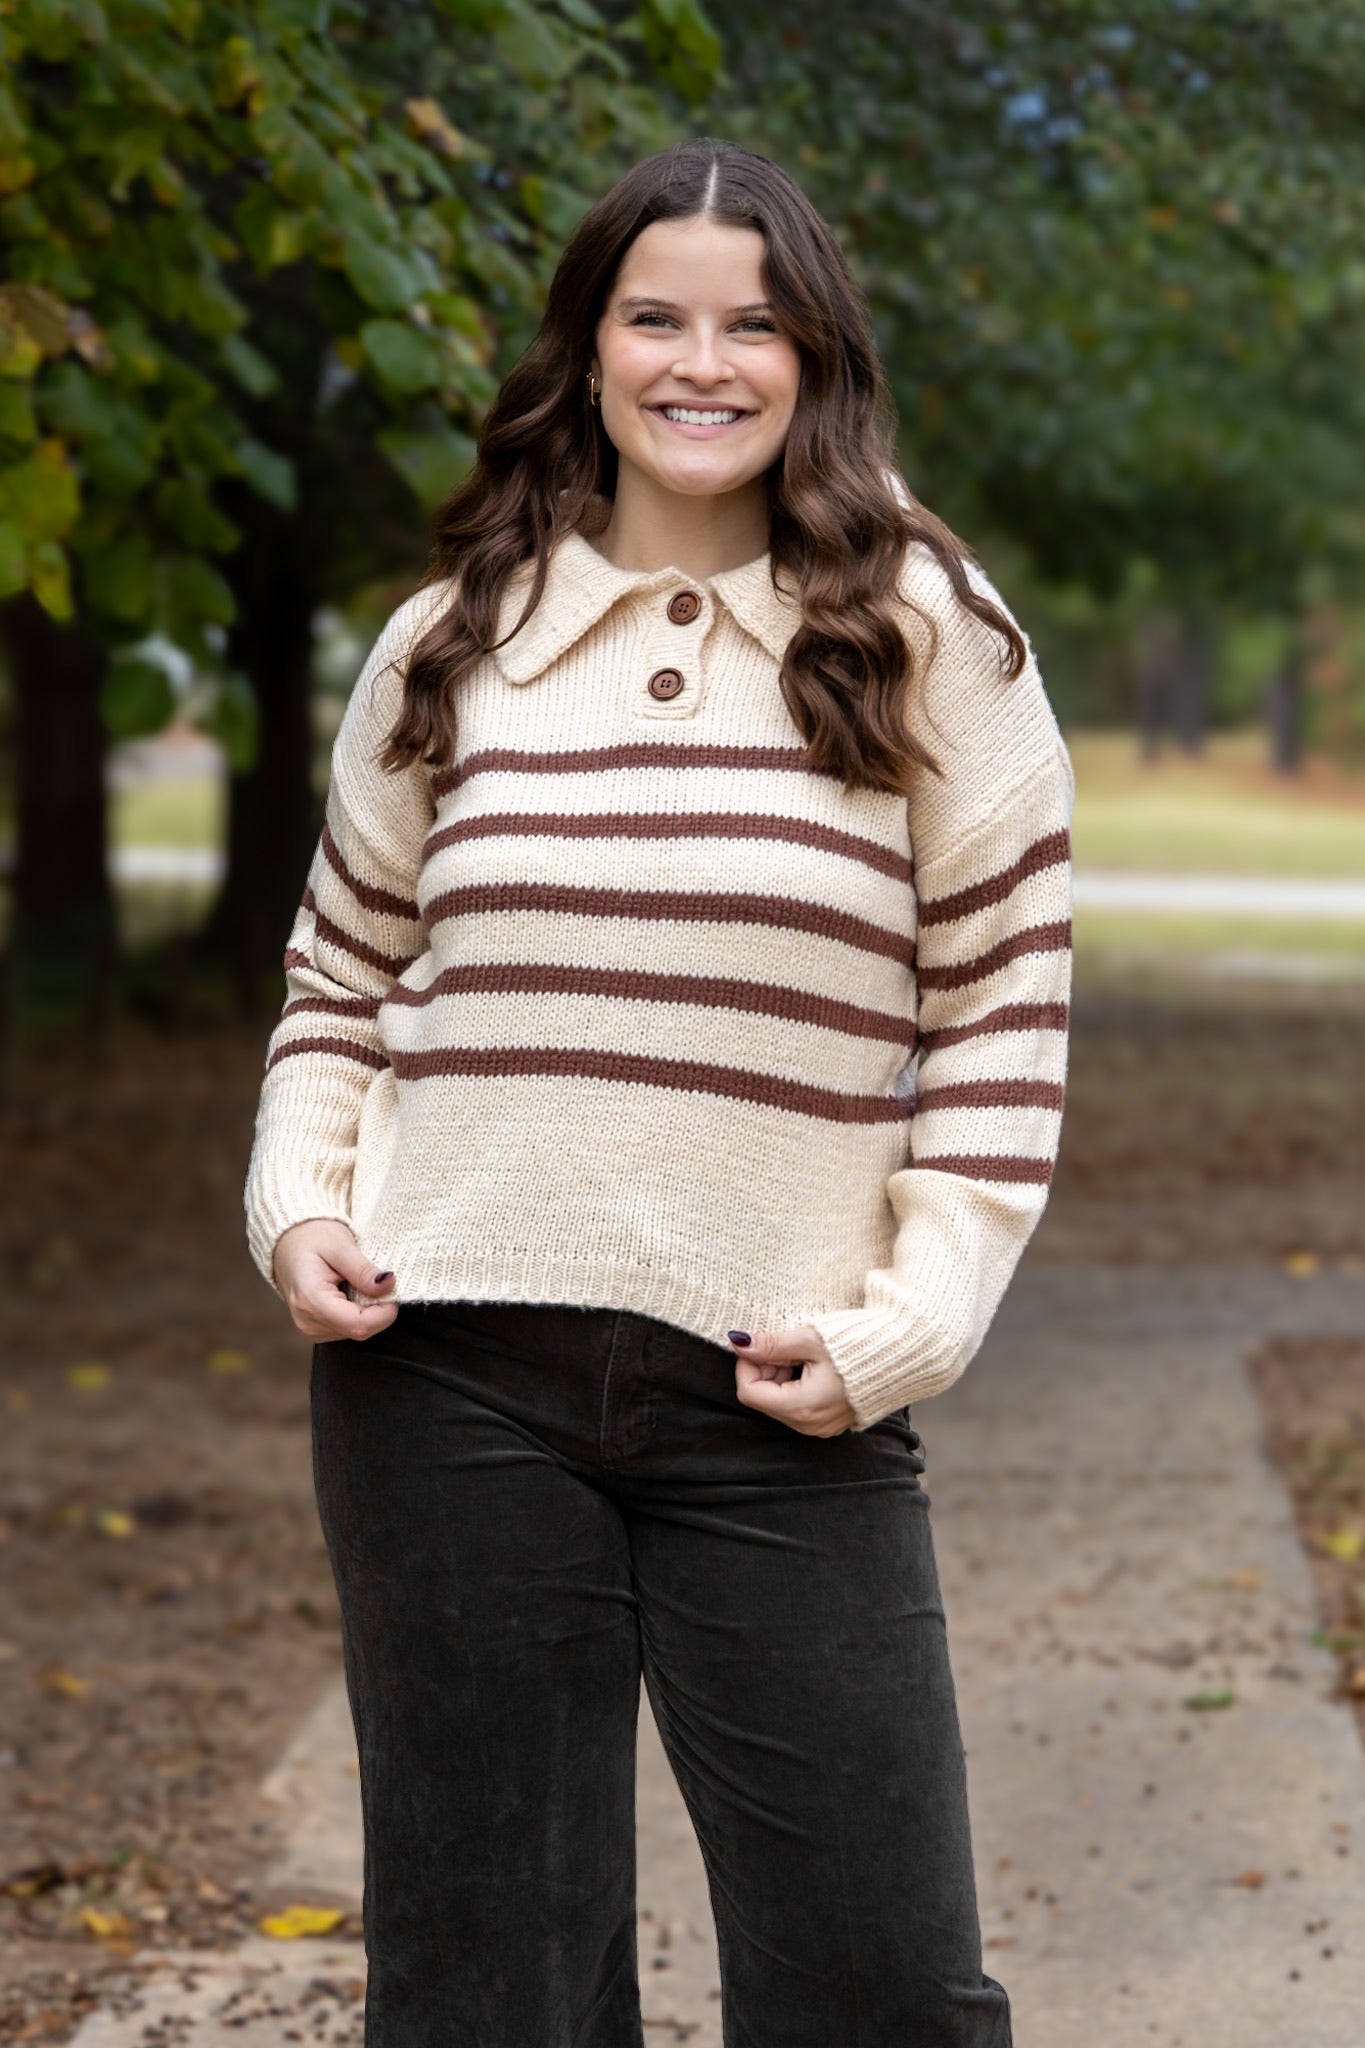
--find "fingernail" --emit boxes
[373,1271,394,1285]
[728,1329,752,1347]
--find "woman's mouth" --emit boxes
[650,404,753,437]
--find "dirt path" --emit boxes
[2,977,1362,2040]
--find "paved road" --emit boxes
[71,1266,1365,2047]
[84,848,1365,921]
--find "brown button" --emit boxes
[647,668,685,701]
[666,589,701,625]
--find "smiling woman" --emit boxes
[245,136,1071,2048]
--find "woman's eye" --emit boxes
[629,310,675,328]
[736,317,777,334]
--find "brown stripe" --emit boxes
[432,742,820,798]
[267,1035,389,1075]
[388,1045,911,1124]
[422,808,911,882]
[915,1080,1065,1113]
[321,822,421,922]
[918,1001,1070,1052]
[383,962,913,1046]
[283,946,312,972]
[917,921,1071,992]
[423,882,914,966]
[301,886,316,912]
[313,907,419,979]
[914,1153,1054,1186]
[918,831,1071,927]
[283,994,382,1023]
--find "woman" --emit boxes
[245,137,1072,2047]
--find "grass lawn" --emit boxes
[1068,729,1365,879]
[109,727,1365,968]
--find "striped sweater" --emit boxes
[244,517,1074,1429]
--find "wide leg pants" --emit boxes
[311,1298,1011,2047]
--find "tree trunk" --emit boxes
[197,530,321,1015]
[1,593,116,1048]
[1170,608,1215,756]
[1132,609,1179,761]
[1267,628,1303,775]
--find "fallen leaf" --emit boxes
[1343,1666,1365,1698]
[1226,1570,1262,1591]
[1282,1250,1321,1277]
[1315,1529,1364,1564]
[1233,1869,1266,1888]
[0,1863,65,1898]
[65,1363,111,1392]
[259,1904,347,1940]
[207,1348,251,1376]
[93,1509,136,1540]
[37,1663,90,1698]
[1182,1689,1236,1711]
[80,1907,133,1939]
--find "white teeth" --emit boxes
[660,406,743,425]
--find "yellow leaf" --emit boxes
[1226,1570,1262,1591]
[66,1362,111,1391]
[207,1347,251,1375]
[258,1904,346,1940]
[81,1907,133,1938]
[1282,1250,1321,1277]
[1316,1528,1364,1564]
[405,97,470,159]
[39,1664,90,1698]
[94,1509,136,1540]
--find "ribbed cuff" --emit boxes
[806,1303,970,1431]
[245,1186,355,1296]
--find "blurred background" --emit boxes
[1,1,1362,2036]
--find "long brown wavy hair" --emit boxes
[382,137,1025,793]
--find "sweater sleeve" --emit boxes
[243,585,446,1292]
[808,546,1074,1428]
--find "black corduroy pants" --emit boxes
[311,1298,1011,2048]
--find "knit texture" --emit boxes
[244,512,1074,1428]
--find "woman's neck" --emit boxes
[591,464,770,580]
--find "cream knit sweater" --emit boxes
[244,516,1074,1429]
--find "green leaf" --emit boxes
[234,185,308,273]
[197,667,257,772]
[218,332,280,398]
[153,477,239,553]
[493,0,583,86]
[342,233,422,314]
[29,538,74,620]
[376,416,475,507]
[0,521,27,598]
[0,440,80,544]
[360,318,443,395]
[159,553,236,633]
[0,383,38,445]
[1181,1689,1237,1712]
[80,528,157,623]
[101,656,175,738]
[234,435,296,509]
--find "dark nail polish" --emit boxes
[373,1271,394,1285]
[728,1329,752,1347]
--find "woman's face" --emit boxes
[591,217,802,501]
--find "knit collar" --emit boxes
[491,517,802,684]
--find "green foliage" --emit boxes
[0,0,721,689]
[717,1,1365,613]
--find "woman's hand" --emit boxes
[273,1219,399,1342]
[728,1325,857,1437]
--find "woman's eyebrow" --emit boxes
[616,296,775,316]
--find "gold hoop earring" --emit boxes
[586,372,601,408]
